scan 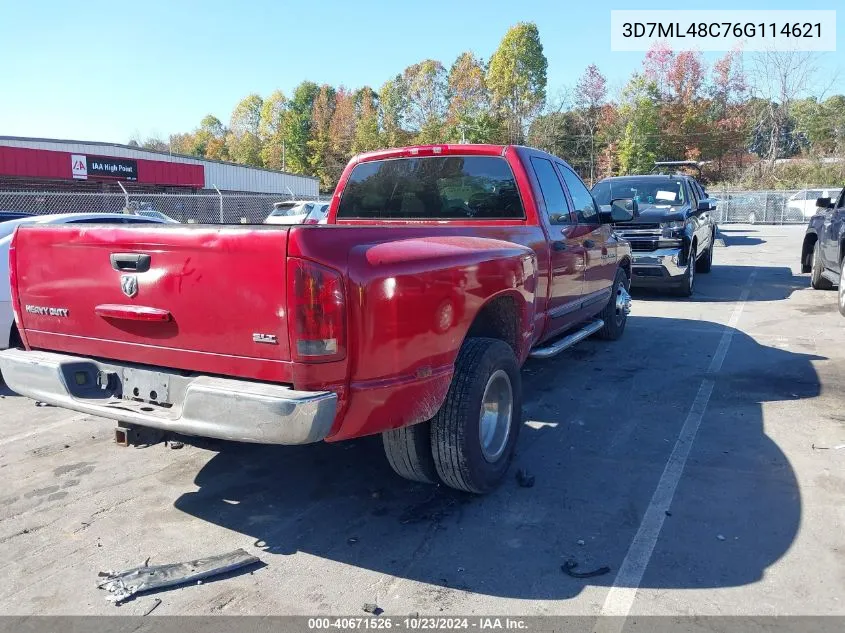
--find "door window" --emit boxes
[530,157,571,224]
[558,165,598,223]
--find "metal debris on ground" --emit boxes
[363,603,384,616]
[168,440,184,450]
[97,548,261,604]
[142,598,162,616]
[561,560,611,579]
[35,401,51,407]
[347,537,359,545]
[515,469,535,488]
[576,539,585,546]
[717,534,726,541]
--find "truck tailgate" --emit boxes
[13,225,292,381]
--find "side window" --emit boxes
[836,188,845,209]
[558,165,598,223]
[68,218,123,224]
[530,157,571,224]
[688,181,700,208]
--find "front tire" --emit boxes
[696,234,714,273]
[811,242,834,290]
[838,257,845,317]
[674,244,696,297]
[595,268,630,340]
[431,338,522,494]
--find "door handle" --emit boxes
[110,253,151,272]
[551,240,568,251]
[583,239,596,248]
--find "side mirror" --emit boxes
[816,197,833,209]
[697,199,715,212]
[600,198,637,223]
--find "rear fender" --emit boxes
[328,235,537,440]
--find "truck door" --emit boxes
[529,157,586,334]
[557,163,616,301]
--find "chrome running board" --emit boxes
[529,319,605,360]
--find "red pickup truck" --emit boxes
[0,145,634,493]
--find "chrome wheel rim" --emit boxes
[478,369,513,462]
[839,281,845,311]
[615,285,632,325]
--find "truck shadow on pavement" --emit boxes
[174,316,821,600]
[633,265,808,303]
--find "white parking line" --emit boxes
[0,413,91,447]
[595,271,756,630]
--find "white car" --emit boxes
[0,213,166,351]
[265,201,329,225]
[786,188,843,221]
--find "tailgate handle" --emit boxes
[95,304,171,322]
[111,253,151,272]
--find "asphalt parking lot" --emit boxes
[0,223,843,617]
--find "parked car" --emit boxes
[787,188,843,222]
[134,209,180,223]
[0,145,635,494]
[801,188,845,316]
[0,211,34,223]
[592,174,717,296]
[265,200,329,225]
[0,213,167,352]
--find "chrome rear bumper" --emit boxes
[0,348,337,445]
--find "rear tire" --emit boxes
[382,422,439,484]
[811,242,834,290]
[595,268,630,340]
[431,338,522,494]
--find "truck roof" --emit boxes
[353,144,509,163]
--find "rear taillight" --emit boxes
[303,218,319,225]
[287,258,346,362]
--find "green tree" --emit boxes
[226,94,264,166]
[307,84,337,189]
[617,75,661,174]
[259,90,288,169]
[401,60,448,143]
[353,87,381,154]
[328,88,357,182]
[379,76,409,147]
[487,22,547,143]
[446,52,495,142]
[283,81,320,174]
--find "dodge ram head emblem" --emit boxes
[121,274,138,298]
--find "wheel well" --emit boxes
[619,257,631,281]
[802,233,818,273]
[9,323,22,349]
[465,295,520,357]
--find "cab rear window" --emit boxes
[337,155,524,220]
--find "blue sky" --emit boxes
[1,0,842,144]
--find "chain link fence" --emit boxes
[711,188,843,224]
[0,191,334,224]
[1,188,841,225]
